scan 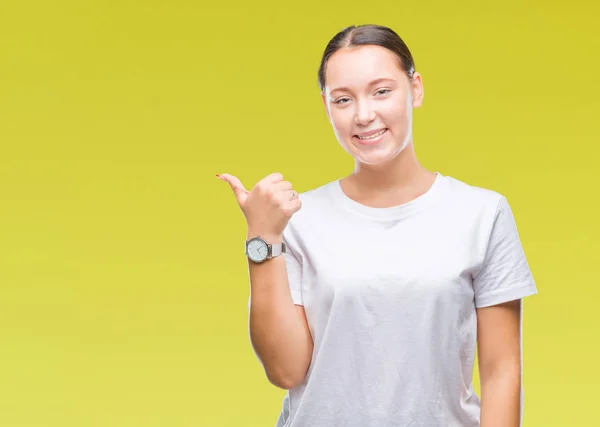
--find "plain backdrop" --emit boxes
[1,1,599,426]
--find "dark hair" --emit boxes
[317,24,416,92]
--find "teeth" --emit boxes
[357,129,386,140]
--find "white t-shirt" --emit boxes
[269,172,537,427]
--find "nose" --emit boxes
[354,98,376,126]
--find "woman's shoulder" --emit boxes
[441,174,506,208]
[286,179,340,228]
[295,179,339,205]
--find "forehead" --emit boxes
[325,45,403,90]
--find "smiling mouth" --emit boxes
[355,128,387,140]
[352,128,388,147]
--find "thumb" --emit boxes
[217,173,250,205]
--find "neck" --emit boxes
[348,140,431,192]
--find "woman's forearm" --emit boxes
[480,367,521,427]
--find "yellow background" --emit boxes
[1,1,598,426]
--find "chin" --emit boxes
[347,147,398,166]
[354,153,396,166]
[346,142,405,167]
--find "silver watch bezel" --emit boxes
[246,236,269,263]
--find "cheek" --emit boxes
[330,110,351,132]
[383,102,410,127]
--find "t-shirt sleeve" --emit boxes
[473,196,538,308]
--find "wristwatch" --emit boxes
[245,236,286,264]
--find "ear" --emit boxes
[321,92,332,123]
[411,72,424,108]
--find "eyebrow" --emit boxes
[329,78,396,95]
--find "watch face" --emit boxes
[247,237,269,262]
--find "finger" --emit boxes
[260,172,284,185]
[287,197,302,214]
[272,180,293,193]
[276,189,299,205]
[217,173,250,204]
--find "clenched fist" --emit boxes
[217,172,302,240]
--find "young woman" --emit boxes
[218,24,537,427]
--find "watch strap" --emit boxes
[269,242,286,258]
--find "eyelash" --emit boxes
[334,89,391,105]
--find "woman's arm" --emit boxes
[477,299,523,427]
[248,238,314,390]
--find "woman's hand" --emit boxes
[217,172,302,240]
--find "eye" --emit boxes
[375,88,391,96]
[334,97,350,105]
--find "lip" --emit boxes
[353,128,388,145]
[354,128,387,137]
